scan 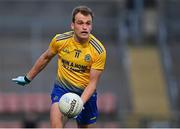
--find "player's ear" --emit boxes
[71,23,74,30]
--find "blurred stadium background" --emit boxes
[0,0,180,128]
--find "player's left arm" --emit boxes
[81,39,106,104]
[81,68,103,104]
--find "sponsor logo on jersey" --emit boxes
[61,59,89,73]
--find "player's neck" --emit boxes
[74,35,89,44]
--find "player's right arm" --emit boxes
[12,47,56,86]
[12,34,65,86]
[26,48,56,80]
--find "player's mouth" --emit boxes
[81,31,88,35]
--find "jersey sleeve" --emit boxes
[49,35,59,54]
[91,50,106,70]
[49,32,72,54]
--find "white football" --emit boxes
[59,92,83,118]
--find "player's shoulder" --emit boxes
[89,34,106,55]
[55,31,74,41]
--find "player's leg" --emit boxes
[50,84,69,128]
[50,103,64,128]
[76,92,98,128]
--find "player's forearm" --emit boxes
[81,82,97,104]
[81,69,102,104]
[26,53,52,80]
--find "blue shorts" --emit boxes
[51,83,98,125]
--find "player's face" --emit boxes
[71,12,92,43]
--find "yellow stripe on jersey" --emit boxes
[89,38,104,54]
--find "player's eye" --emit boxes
[86,22,92,25]
[76,21,83,25]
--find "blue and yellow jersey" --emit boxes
[49,31,106,90]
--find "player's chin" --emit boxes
[79,34,89,39]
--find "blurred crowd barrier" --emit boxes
[0,92,119,128]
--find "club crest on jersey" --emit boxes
[84,54,91,62]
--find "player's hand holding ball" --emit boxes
[12,76,31,86]
[59,92,83,118]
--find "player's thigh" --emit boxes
[50,103,63,127]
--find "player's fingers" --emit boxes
[12,78,17,81]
